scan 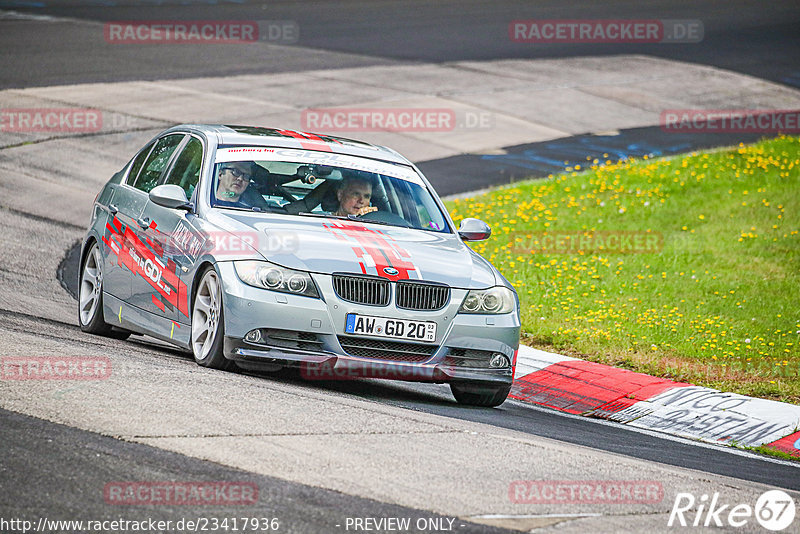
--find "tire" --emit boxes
[450,383,511,407]
[78,241,130,340]
[191,267,236,371]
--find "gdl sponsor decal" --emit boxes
[129,246,170,295]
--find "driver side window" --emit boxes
[125,142,154,185]
[164,137,203,200]
[132,134,184,193]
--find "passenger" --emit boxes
[334,175,378,217]
[284,173,378,217]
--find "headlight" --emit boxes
[234,260,319,298]
[459,286,515,314]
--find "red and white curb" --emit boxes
[512,346,800,458]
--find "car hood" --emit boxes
[204,211,497,288]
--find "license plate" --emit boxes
[345,314,436,342]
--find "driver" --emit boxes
[216,161,253,202]
[214,161,269,209]
[334,175,378,217]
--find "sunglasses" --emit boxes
[220,166,251,180]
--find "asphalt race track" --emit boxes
[1,1,800,533]
[1,0,799,89]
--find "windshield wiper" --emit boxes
[298,212,394,226]
[213,204,269,213]
[297,211,348,219]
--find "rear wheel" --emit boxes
[450,383,511,407]
[191,267,236,371]
[78,242,130,340]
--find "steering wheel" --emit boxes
[273,184,298,203]
[357,210,412,227]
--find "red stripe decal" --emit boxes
[276,129,333,152]
[151,294,166,312]
[323,221,418,280]
[104,215,189,317]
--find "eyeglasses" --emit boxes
[221,166,251,180]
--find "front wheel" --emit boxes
[450,383,511,407]
[78,242,130,340]
[191,267,236,371]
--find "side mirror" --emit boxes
[149,184,191,210]
[457,218,491,241]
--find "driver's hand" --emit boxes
[355,206,378,216]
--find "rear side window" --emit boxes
[132,134,184,193]
[126,142,153,185]
[164,137,203,199]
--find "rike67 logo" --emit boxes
[669,490,796,531]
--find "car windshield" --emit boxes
[210,147,450,232]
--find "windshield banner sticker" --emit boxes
[215,147,422,185]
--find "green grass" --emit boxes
[743,444,800,463]
[446,136,800,403]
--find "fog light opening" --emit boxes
[244,329,263,344]
[489,353,510,368]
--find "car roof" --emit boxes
[165,124,411,166]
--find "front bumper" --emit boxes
[217,262,519,386]
[224,336,514,385]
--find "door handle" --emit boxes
[107,204,118,215]
[137,217,151,229]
